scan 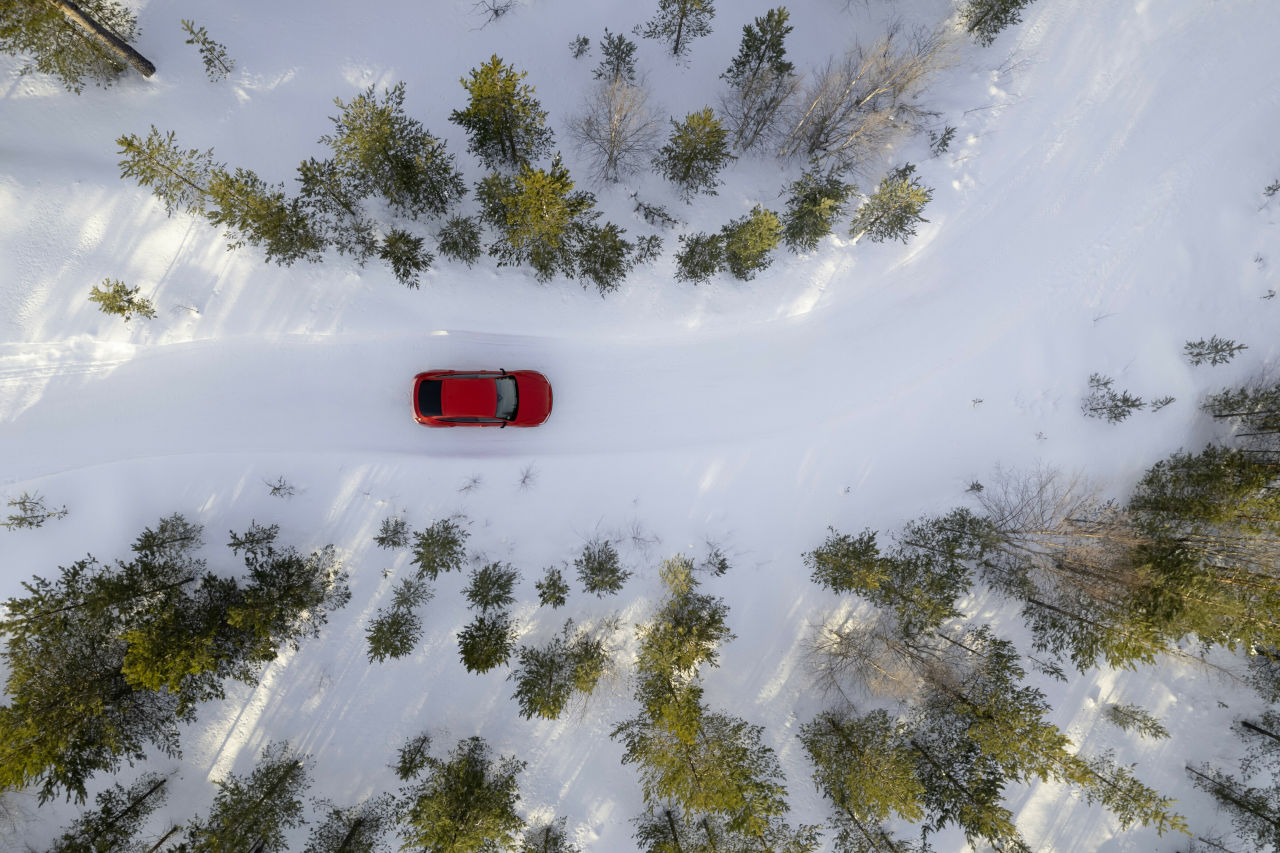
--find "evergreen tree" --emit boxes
[1185,336,1248,367]
[1080,373,1145,422]
[302,793,397,853]
[374,516,410,550]
[510,621,609,720]
[410,518,469,581]
[799,710,925,853]
[720,205,781,281]
[117,127,218,217]
[805,510,986,637]
[520,817,580,853]
[1203,376,1280,440]
[437,215,484,266]
[399,736,526,853]
[1129,444,1280,537]
[296,155,380,262]
[782,166,856,253]
[366,578,433,662]
[181,20,234,81]
[2,491,68,530]
[44,773,168,853]
[575,221,637,294]
[477,157,598,282]
[1,0,139,92]
[394,733,434,782]
[720,7,799,151]
[573,537,631,597]
[320,82,465,220]
[222,522,352,667]
[1187,764,1280,852]
[593,29,638,84]
[205,166,324,266]
[457,611,516,673]
[673,231,726,284]
[89,278,156,322]
[961,0,1036,47]
[450,55,554,169]
[0,515,206,801]
[1103,703,1170,740]
[535,566,570,608]
[464,562,518,612]
[639,0,715,59]
[849,164,933,244]
[653,108,735,201]
[378,227,433,288]
[183,741,311,853]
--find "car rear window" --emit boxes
[417,379,443,417]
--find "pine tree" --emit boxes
[377,227,433,288]
[437,215,484,266]
[575,222,638,295]
[450,55,554,169]
[366,578,432,663]
[510,621,609,720]
[457,611,516,673]
[782,166,856,253]
[88,278,156,322]
[45,773,168,853]
[205,167,324,266]
[1187,764,1280,852]
[573,538,631,597]
[2,491,68,529]
[1185,336,1248,367]
[181,20,234,81]
[465,562,519,612]
[395,732,434,782]
[1129,444,1280,536]
[594,29,638,84]
[799,710,925,853]
[399,736,526,853]
[849,164,933,244]
[117,126,218,217]
[654,108,735,202]
[639,0,715,59]
[222,522,352,667]
[674,231,726,284]
[1080,373,1144,422]
[805,510,986,637]
[1,0,141,92]
[536,566,570,608]
[520,817,580,853]
[296,156,380,262]
[302,793,397,853]
[320,82,465,220]
[183,741,311,853]
[410,518,469,581]
[0,516,207,801]
[961,0,1035,47]
[720,205,781,281]
[374,516,410,550]
[720,8,799,151]
[477,158,599,282]
[1103,703,1170,740]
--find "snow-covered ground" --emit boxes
[2,0,1279,849]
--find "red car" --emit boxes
[412,369,553,427]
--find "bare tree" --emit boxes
[778,23,950,171]
[570,79,662,183]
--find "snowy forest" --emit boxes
[2,0,1279,851]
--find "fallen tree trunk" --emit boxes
[48,0,155,78]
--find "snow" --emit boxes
[2,0,1279,849]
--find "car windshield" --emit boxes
[494,376,518,420]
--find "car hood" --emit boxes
[512,371,552,426]
[441,378,498,418]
